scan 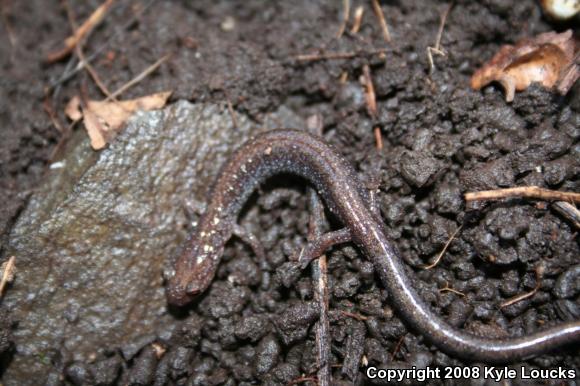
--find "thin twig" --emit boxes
[439,281,465,297]
[42,96,66,134]
[0,0,16,50]
[226,97,239,129]
[107,53,170,100]
[63,0,115,99]
[373,127,383,150]
[0,256,16,297]
[294,48,388,62]
[427,3,453,75]
[308,160,331,386]
[361,65,382,150]
[350,6,364,34]
[48,0,157,92]
[287,376,318,386]
[551,201,580,229]
[500,264,545,308]
[390,334,406,361]
[47,0,115,63]
[336,0,350,38]
[371,0,391,43]
[339,310,368,321]
[465,186,580,204]
[362,64,377,117]
[422,225,463,269]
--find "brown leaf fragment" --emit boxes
[65,91,172,150]
[83,107,108,150]
[471,30,578,102]
[86,91,171,131]
[64,95,83,122]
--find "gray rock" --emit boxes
[2,101,302,384]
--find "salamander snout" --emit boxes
[166,278,200,306]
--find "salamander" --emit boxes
[166,129,580,363]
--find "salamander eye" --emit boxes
[185,282,202,296]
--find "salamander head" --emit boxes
[166,274,201,306]
[166,246,214,306]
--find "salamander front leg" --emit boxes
[232,224,267,262]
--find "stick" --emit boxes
[48,0,157,92]
[390,334,406,361]
[427,3,453,75]
[362,64,377,117]
[500,264,544,308]
[0,0,16,50]
[350,6,364,34]
[438,281,465,297]
[106,53,171,100]
[294,48,388,62]
[339,310,368,321]
[309,191,332,386]
[465,186,580,204]
[336,0,350,38]
[422,225,463,269]
[47,0,115,63]
[226,97,239,129]
[371,0,391,43]
[373,127,383,150]
[361,65,383,150]
[63,0,115,100]
[0,256,16,297]
[551,201,580,229]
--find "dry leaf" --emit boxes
[471,30,578,102]
[64,95,83,121]
[65,91,172,150]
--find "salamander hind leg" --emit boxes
[291,228,352,269]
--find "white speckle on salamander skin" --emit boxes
[241,164,246,173]
[213,217,220,225]
[196,254,206,264]
[203,245,213,253]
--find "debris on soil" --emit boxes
[371,0,392,43]
[427,3,452,76]
[65,91,171,150]
[351,5,364,34]
[465,186,580,203]
[540,0,580,20]
[470,30,578,102]
[552,201,580,229]
[500,262,545,308]
[0,256,16,296]
[336,0,350,38]
[47,0,115,63]
[422,225,463,269]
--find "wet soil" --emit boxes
[0,0,578,385]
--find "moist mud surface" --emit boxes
[0,0,578,385]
